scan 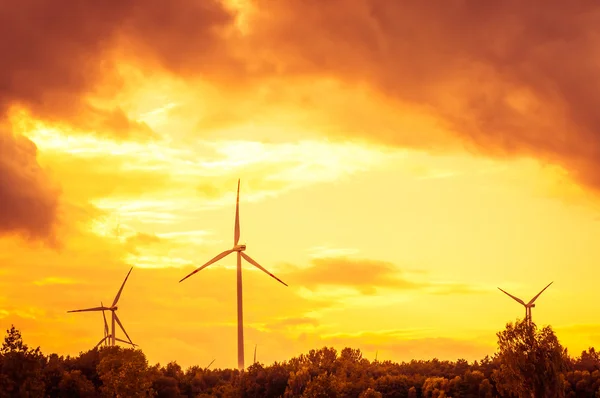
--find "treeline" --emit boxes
[1,321,600,397]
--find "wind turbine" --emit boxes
[254,344,257,364]
[68,267,136,347]
[179,179,288,371]
[93,302,136,349]
[498,281,553,324]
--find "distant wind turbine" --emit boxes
[68,267,136,347]
[498,281,553,324]
[254,344,257,364]
[205,359,216,371]
[179,179,288,371]
[94,302,136,349]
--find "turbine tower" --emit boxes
[68,267,136,347]
[498,281,553,324]
[179,179,288,371]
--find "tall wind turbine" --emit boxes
[68,267,136,347]
[179,179,288,371]
[498,281,553,324]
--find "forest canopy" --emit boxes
[1,320,599,397]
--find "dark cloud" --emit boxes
[0,126,59,240]
[6,0,600,239]
[0,0,237,239]
[246,0,600,192]
[0,0,237,134]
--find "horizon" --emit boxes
[2,0,600,371]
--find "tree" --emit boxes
[422,377,450,398]
[359,388,383,398]
[58,370,97,397]
[152,375,180,398]
[96,347,156,397]
[478,378,494,398]
[493,319,568,397]
[374,374,411,398]
[0,326,46,398]
[285,366,311,397]
[301,373,340,398]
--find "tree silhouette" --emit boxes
[493,320,568,397]
[58,370,96,397]
[0,325,46,397]
[5,322,600,397]
[96,346,155,397]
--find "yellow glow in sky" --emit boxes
[2,19,600,370]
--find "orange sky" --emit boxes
[2,0,600,369]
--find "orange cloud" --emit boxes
[291,257,422,295]
[0,125,60,241]
[5,0,600,198]
[288,257,485,296]
[243,0,600,192]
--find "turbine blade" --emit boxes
[527,281,553,305]
[112,267,133,307]
[234,179,240,246]
[205,359,215,370]
[68,306,109,313]
[113,312,134,346]
[115,337,137,346]
[497,288,526,306]
[179,249,234,283]
[101,302,109,337]
[241,252,288,287]
[95,335,109,349]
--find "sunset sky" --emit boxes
[2,0,600,370]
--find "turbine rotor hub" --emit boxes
[234,244,246,252]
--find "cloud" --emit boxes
[287,256,488,297]
[1,0,238,136]
[290,257,424,295]
[5,0,600,224]
[241,0,600,192]
[0,0,238,241]
[0,125,60,241]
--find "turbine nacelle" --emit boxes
[234,244,247,252]
[498,281,553,324]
